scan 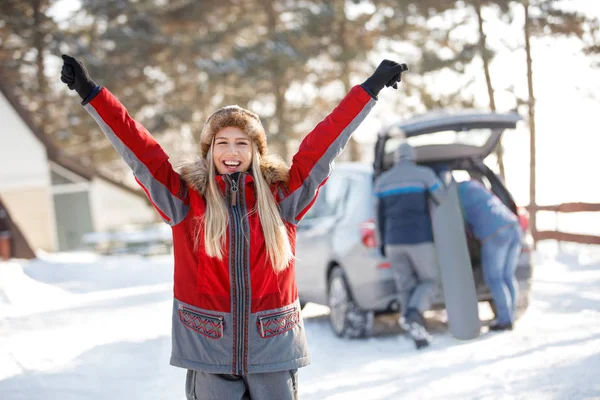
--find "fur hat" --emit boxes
[200,105,268,159]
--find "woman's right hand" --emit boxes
[60,54,97,102]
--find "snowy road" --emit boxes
[1,244,599,399]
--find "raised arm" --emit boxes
[278,60,408,224]
[61,55,189,226]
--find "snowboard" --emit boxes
[430,171,480,340]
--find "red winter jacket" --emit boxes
[84,85,376,375]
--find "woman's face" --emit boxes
[212,126,253,175]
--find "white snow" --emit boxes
[1,243,599,399]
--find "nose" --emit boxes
[225,143,239,155]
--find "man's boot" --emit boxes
[402,308,431,349]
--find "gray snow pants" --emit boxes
[185,369,298,400]
[386,242,440,315]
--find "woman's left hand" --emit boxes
[362,60,408,98]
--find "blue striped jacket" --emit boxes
[374,161,443,246]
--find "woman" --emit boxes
[61,54,406,399]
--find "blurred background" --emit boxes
[1,0,599,254]
[1,1,600,399]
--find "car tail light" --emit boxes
[517,206,529,232]
[359,219,378,248]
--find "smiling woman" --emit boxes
[60,53,407,399]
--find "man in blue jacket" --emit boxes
[457,179,522,331]
[374,142,444,349]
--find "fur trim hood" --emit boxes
[179,154,290,194]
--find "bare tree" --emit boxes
[523,0,537,247]
[473,0,507,179]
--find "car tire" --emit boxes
[327,267,373,339]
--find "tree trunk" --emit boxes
[474,0,505,179]
[336,0,361,162]
[264,0,289,161]
[32,0,48,130]
[524,0,537,248]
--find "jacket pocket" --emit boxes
[256,308,300,339]
[178,305,224,339]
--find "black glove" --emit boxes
[362,60,408,99]
[60,54,98,102]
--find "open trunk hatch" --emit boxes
[374,110,522,176]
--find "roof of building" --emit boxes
[0,75,145,199]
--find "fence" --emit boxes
[528,203,600,246]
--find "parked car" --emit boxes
[295,109,533,338]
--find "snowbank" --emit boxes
[0,244,599,399]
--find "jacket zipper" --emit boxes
[231,179,238,206]
[227,174,247,374]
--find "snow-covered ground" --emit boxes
[1,243,599,399]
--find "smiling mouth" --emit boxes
[223,161,241,170]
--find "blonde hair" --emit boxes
[198,142,293,273]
